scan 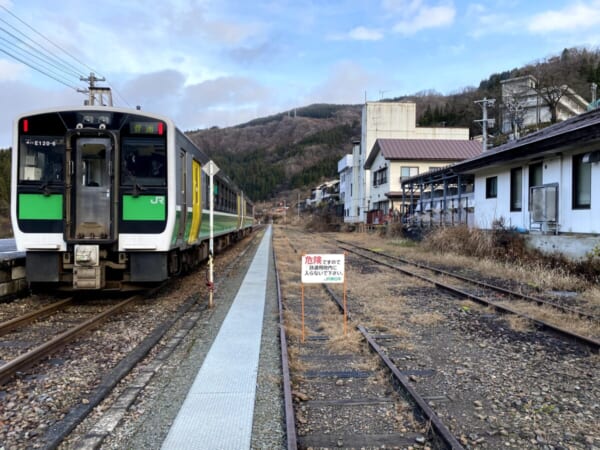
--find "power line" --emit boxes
[0,16,83,78]
[0,5,133,107]
[0,46,79,90]
[0,5,96,77]
[0,30,82,85]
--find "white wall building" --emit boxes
[402,107,600,259]
[501,75,588,137]
[365,139,481,219]
[345,101,471,224]
[337,153,354,219]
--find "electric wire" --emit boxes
[0,46,79,90]
[0,5,95,79]
[0,16,84,79]
[0,5,133,107]
[0,30,81,86]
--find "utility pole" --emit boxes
[474,97,495,151]
[78,72,112,106]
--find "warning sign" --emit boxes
[301,254,345,284]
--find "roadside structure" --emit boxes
[340,101,473,225]
[402,106,600,260]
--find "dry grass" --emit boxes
[580,286,600,309]
[408,311,445,326]
[283,309,311,342]
[505,314,534,333]
[500,301,600,338]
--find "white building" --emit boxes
[364,139,481,222]
[501,75,588,137]
[344,101,471,224]
[402,107,600,260]
[337,153,354,219]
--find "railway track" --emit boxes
[275,226,599,449]
[274,230,464,449]
[337,240,600,350]
[0,294,145,386]
[0,232,260,449]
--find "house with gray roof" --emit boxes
[363,138,482,224]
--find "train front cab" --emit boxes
[13,110,170,291]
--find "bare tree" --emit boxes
[528,53,578,123]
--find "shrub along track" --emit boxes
[276,225,599,449]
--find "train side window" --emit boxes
[18,136,65,183]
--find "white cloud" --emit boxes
[348,26,384,41]
[0,59,26,81]
[465,3,520,38]
[176,76,274,129]
[382,0,423,15]
[307,61,385,104]
[392,2,456,35]
[528,1,600,33]
[329,26,384,41]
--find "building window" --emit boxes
[573,154,591,209]
[528,162,543,211]
[486,176,497,199]
[529,162,543,187]
[373,167,388,186]
[401,166,419,179]
[510,167,522,211]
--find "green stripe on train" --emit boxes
[123,195,166,220]
[198,213,239,239]
[18,193,62,220]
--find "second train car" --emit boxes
[10,106,254,291]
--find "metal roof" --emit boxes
[452,106,600,173]
[364,138,483,169]
[399,107,600,187]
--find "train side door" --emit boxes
[68,137,113,240]
[188,159,201,243]
[177,150,187,243]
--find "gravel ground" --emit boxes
[68,227,286,450]
[275,225,600,450]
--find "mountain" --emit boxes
[187,104,362,201]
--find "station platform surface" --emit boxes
[0,238,23,262]
[161,225,272,450]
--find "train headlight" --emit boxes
[74,245,100,267]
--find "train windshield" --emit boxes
[18,136,65,183]
[121,137,166,186]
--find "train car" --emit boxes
[10,106,254,291]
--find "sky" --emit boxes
[2,0,600,148]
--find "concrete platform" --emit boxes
[161,226,272,450]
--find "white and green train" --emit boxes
[10,106,254,291]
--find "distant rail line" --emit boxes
[337,240,600,351]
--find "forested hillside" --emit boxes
[0,149,11,237]
[192,47,600,201]
[187,104,362,200]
